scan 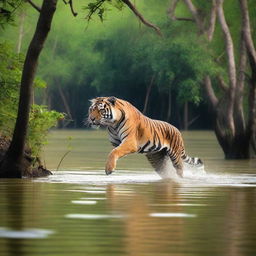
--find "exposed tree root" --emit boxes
[0,136,52,178]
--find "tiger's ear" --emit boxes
[107,96,116,106]
[89,98,96,104]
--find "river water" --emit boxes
[0,130,256,256]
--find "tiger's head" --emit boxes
[88,96,121,127]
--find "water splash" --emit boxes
[34,168,256,188]
[36,170,161,185]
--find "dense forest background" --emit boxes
[1,0,225,130]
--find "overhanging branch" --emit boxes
[63,0,77,17]
[27,0,41,12]
[121,0,162,36]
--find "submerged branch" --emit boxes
[56,150,71,171]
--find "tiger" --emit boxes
[87,96,203,178]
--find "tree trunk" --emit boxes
[247,53,256,154]
[240,0,256,155]
[178,0,256,159]
[216,0,236,137]
[204,76,250,159]
[0,0,58,178]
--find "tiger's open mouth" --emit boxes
[84,117,100,127]
[90,120,101,127]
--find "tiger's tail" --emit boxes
[181,153,203,167]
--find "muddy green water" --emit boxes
[0,130,256,256]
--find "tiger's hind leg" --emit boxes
[173,161,183,178]
[170,155,184,178]
[146,149,182,179]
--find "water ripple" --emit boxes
[149,213,197,218]
[0,227,54,239]
[65,214,124,219]
[34,170,256,188]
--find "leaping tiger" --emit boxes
[87,96,203,178]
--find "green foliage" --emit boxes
[1,0,234,129]
[84,0,124,21]
[28,105,64,158]
[34,77,47,89]
[90,24,221,105]
[0,0,23,29]
[0,41,22,135]
[0,41,64,158]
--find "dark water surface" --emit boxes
[0,130,256,256]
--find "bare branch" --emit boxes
[215,51,225,63]
[69,0,77,17]
[173,17,194,22]
[237,39,247,93]
[216,0,236,136]
[27,0,41,12]
[167,0,179,20]
[188,115,200,127]
[239,0,256,66]
[167,0,194,22]
[183,0,204,33]
[247,55,256,146]
[207,0,217,41]
[63,0,77,17]
[121,0,162,36]
[234,39,247,135]
[217,75,228,92]
[203,76,218,110]
[216,0,236,90]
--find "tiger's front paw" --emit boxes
[105,161,116,175]
[105,169,113,175]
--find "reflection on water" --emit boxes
[0,228,54,239]
[0,130,256,256]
